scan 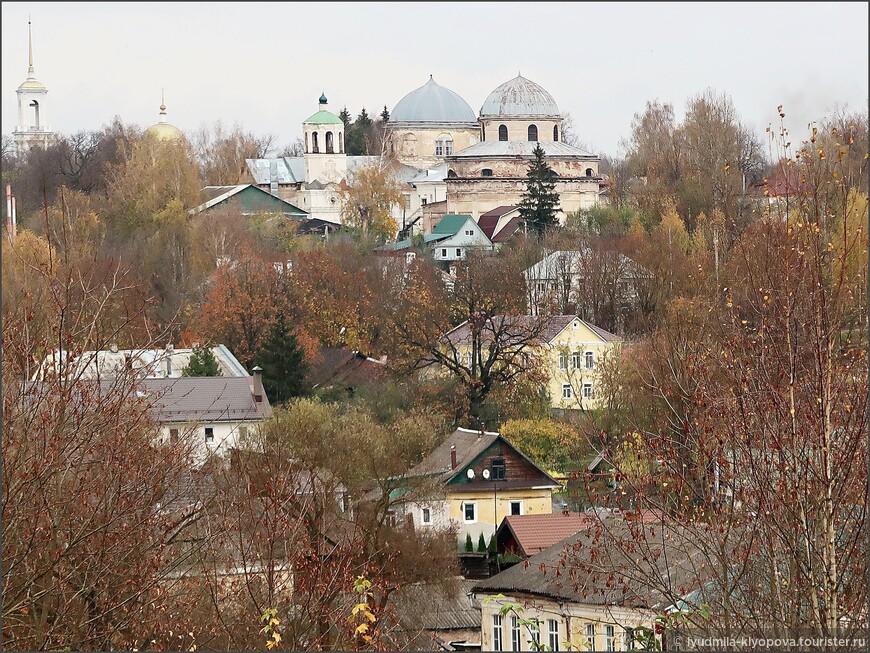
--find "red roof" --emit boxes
[498,512,594,556]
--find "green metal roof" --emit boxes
[303,110,343,125]
[432,214,472,236]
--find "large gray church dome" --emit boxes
[391,76,477,126]
[480,75,560,118]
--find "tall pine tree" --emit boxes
[518,143,561,238]
[255,313,308,405]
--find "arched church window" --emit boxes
[586,168,594,177]
[435,134,454,157]
[553,125,559,142]
[481,169,493,177]
[312,132,320,154]
[30,100,41,130]
[498,124,508,141]
[447,169,457,179]
[339,132,344,153]
[326,131,334,154]
[528,124,538,142]
[305,132,309,154]
[403,133,417,157]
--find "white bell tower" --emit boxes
[13,20,55,156]
[302,93,347,185]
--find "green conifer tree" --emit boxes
[487,533,497,553]
[255,314,308,405]
[464,533,474,552]
[182,345,222,377]
[518,143,561,238]
[477,533,487,552]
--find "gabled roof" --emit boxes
[474,515,708,609]
[190,184,307,217]
[492,216,524,243]
[405,427,560,489]
[432,214,474,236]
[306,347,387,390]
[443,315,574,347]
[498,512,595,556]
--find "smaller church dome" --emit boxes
[145,103,184,141]
[391,76,477,126]
[18,78,46,91]
[480,75,560,118]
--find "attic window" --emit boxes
[573,321,579,328]
[481,168,493,177]
[491,458,506,480]
[205,427,215,443]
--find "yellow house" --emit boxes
[545,315,620,410]
[442,315,620,411]
[396,427,561,548]
[473,516,704,651]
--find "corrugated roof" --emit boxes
[492,216,524,243]
[143,377,272,423]
[480,205,521,219]
[474,516,709,609]
[480,75,560,118]
[391,579,481,631]
[432,214,472,236]
[499,512,594,556]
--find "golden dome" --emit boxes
[144,122,184,141]
[144,101,184,141]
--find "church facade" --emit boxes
[386,74,605,230]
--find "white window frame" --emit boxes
[169,427,179,444]
[582,382,593,399]
[204,426,215,443]
[462,501,477,523]
[548,619,559,651]
[585,350,595,369]
[421,506,432,525]
[492,614,503,651]
[441,248,448,258]
[456,248,462,258]
[562,383,573,399]
[605,625,616,651]
[585,623,596,651]
[510,615,521,651]
[559,353,568,370]
[572,351,582,369]
[509,500,523,516]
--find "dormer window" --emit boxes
[491,458,506,480]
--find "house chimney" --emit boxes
[252,366,265,403]
[450,444,457,470]
[165,343,174,377]
[269,160,278,196]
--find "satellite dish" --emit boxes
[482,469,491,480]
[466,468,475,479]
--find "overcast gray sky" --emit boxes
[2,2,868,158]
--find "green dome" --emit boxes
[303,110,343,125]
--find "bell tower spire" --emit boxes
[27,17,34,75]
